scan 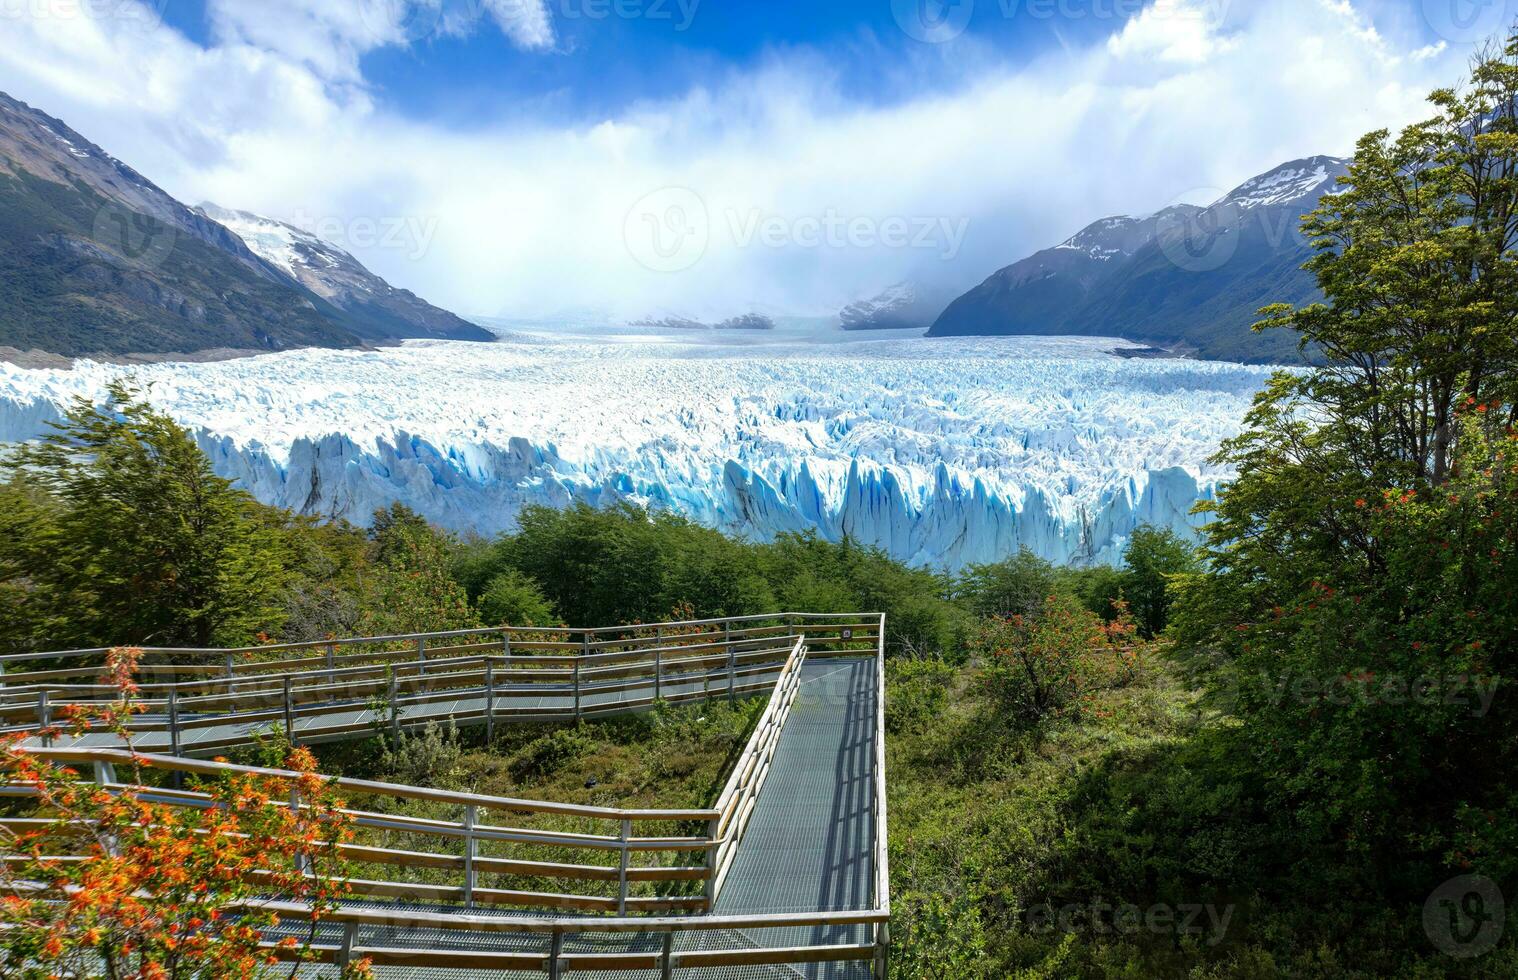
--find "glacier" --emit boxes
[0,333,1276,569]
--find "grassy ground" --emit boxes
[883,656,1518,979]
[230,697,767,906]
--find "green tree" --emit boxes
[1119,525,1198,638]
[1177,36,1518,888]
[957,549,1059,619]
[360,503,476,636]
[0,381,286,649]
[476,568,557,626]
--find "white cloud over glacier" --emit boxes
[0,0,1485,319]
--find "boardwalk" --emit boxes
[2,614,891,978]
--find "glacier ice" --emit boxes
[0,334,1276,569]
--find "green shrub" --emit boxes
[509,726,596,782]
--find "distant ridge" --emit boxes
[928,156,1351,363]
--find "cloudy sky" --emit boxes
[0,0,1499,320]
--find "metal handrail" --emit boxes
[2,613,893,974]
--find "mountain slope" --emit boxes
[0,92,368,357]
[0,91,491,358]
[838,282,957,331]
[928,156,1350,363]
[197,204,491,343]
[930,208,1202,339]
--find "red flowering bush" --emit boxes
[0,648,374,979]
[974,594,1145,723]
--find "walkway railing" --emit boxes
[0,613,876,754]
[1,613,891,976]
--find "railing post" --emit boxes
[726,621,736,704]
[617,818,631,914]
[573,661,582,722]
[661,932,673,980]
[223,651,235,679]
[548,933,564,980]
[91,759,117,785]
[388,670,401,739]
[283,676,297,747]
[654,648,663,703]
[167,688,181,756]
[502,630,512,656]
[417,637,427,676]
[36,690,50,746]
[326,643,336,672]
[291,786,312,876]
[337,921,358,969]
[703,815,720,908]
[875,921,891,978]
[484,658,496,743]
[462,804,478,908]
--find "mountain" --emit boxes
[838,282,956,331]
[928,156,1351,363]
[0,91,487,359]
[197,204,491,343]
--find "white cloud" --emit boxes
[0,0,1477,321]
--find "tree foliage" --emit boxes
[0,382,287,650]
[1178,36,1518,887]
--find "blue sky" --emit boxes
[152,0,1133,123]
[0,1,1495,318]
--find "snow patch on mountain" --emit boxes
[1220,156,1349,210]
[0,335,1273,568]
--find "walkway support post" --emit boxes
[388,670,400,740]
[167,688,181,756]
[726,621,736,703]
[462,805,478,908]
[548,933,564,980]
[282,676,296,746]
[337,922,358,970]
[660,933,674,980]
[36,690,50,747]
[573,661,582,722]
[616,818,631,914]
[484,659,496,743]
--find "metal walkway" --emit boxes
[712,659,878,979]
[280,658,880,979]
[4,614,891,977]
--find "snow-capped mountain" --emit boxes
[0,91,366,357]
[197,204,491,343]
[929,156,1351,363]
[838,282,956,331]
[0,334,1273,569]
[929,205,1201,341]
[0,89,493,358]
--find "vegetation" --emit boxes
[0,648,371,980]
